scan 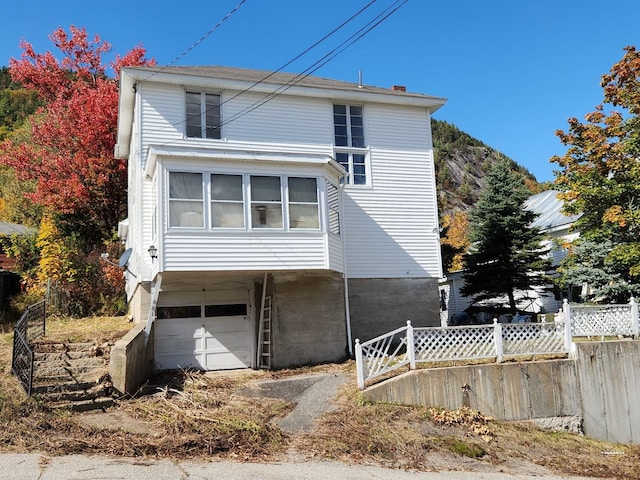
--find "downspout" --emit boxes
[339,178,353,356]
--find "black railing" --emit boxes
[11,300,46,396]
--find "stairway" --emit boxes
[30,341,115,412]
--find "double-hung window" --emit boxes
[169,172,204,227]
[288,177,319,229]
[211,174,244,228]
[186,91,221,139]
[333,104,367,185]
[250,176,283,229]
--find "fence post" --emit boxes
[493,318,503,363]
[355,339,365,390]
[406,320,416,370]
[631,297,639,338]
[563,299,573,355]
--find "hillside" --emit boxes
[432,119,543,216]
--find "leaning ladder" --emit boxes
[257,273,272,369]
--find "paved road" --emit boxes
[2,453,599,480]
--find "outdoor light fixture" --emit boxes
[147,245,158,260]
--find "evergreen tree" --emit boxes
[461,160,552,312]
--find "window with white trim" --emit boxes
[251,176,283,229]
[186,91,221,139]
[211,174,244,228]
[333,104,367,185]
[169,172,204,227]
[288,177,319,229]
[168,172,321,232]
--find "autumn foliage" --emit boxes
[0,26,154,241]
[0,26,153,315]
[552,46,640,301]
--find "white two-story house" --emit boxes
[115,66,446,373]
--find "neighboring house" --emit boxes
[115,66,446,372]
[0,221,32,304]
[439,190,580,321]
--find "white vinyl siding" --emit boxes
[163,234,328,270]
[342,104,441,279]
[224,92,331,144]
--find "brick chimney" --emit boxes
[392,85,406,92]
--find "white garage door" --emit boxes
[154,300,251,371]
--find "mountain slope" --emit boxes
[432,119,543,216]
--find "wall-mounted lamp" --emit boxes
[147,245,158,260]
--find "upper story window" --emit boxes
[168,171,323,232]
[333,104,367,185]
[186,92,221,139]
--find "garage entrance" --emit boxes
[154,289,252,371]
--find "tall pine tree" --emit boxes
[461,160,552,313]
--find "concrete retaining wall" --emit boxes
[362,340,640,444]
[109,322,154,395]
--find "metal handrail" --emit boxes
[11,300,46,396]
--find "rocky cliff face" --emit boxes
[431,119,540,216]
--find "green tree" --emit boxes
[461,161,552,312]
[552,46,640,302]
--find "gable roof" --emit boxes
[526,190,581,232]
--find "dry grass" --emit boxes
[1,316,640,477]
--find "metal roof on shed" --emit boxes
[526,190,581,231]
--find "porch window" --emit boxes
[250,176,283,229]
[186,91,221,139]
[333,104,367,185]
[211,174,244,228]
[169,172,203,227]
[288,177,319,229]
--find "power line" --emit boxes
[140,0,248,82]
[221,0,408,128]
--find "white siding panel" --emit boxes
[366,104,432,151]
[139,83,184,151]
[224,92,332,145]
[327,234,344,272]
[162,234,329,271]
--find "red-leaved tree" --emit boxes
[0,26,154,244]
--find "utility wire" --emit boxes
[140,0,248,82]
[221,0,408,128]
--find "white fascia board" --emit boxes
[121,69,447,112]
[115,70,136,159]
[145,144,336,178]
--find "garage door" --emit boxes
[154,302,251,371]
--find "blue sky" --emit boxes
[1,0,639,182]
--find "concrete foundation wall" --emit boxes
[109,322,154,395]
[348,277,440,343]
[129,281,152,323]
[271,271,347,369]
[363,360,581,421]
[362,341,640,444]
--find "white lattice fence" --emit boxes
[356,298,639,389]
[501,322,567,357]
[413,325,496,362]
[566,299,638,337]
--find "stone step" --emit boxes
[33,364,105,379]
[32,380,97,395]
[47,396,115,413]
[34,350,103,362]
[38,384,110,403]
[33,369,107,386]
[34,357,105,372]
[33,342,97,353]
